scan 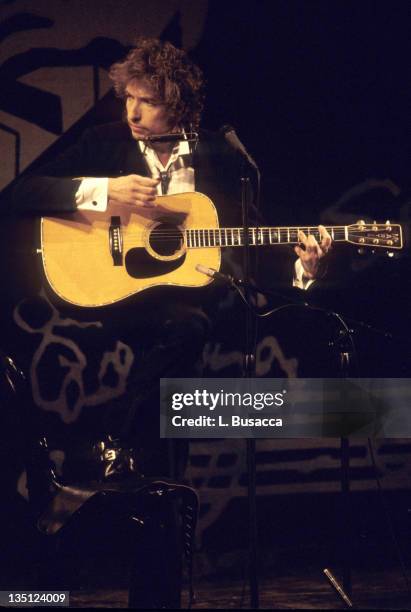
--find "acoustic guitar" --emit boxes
[39,191,403,307]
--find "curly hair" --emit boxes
[109,37,204,129]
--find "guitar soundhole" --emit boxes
[149,222,183,256]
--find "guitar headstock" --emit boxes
[347,220,403,250]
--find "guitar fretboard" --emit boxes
[184,227,346,248]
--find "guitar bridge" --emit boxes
[109,216,123,266]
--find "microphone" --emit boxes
[195,264,236,285]
[143,131,198,144]
[220,124,258,169]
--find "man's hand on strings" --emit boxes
[108,174,160,207]
[294,225,332,279]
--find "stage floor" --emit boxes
[69,568,410,609]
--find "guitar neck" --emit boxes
[184,226,346,248]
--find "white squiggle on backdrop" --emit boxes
[203,335,298,378]
[13,294,134,423]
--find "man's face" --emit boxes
[125,79,173,140]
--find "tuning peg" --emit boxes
[357,248,365,255]
[385,220,391,224]
[387,252,394,258]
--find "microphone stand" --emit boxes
[240,163,260,609]
[335,317,355,601]
[221,124,261,608]
[201,126,262,606]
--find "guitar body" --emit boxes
[41,192,221,307]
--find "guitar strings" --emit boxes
[43,231,391,241]
[116,229,350,239]
[43,233,397,248]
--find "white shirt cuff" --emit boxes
[75,177,108,211]
[293,258,315,290]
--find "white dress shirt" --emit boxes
[75,139,194,211]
